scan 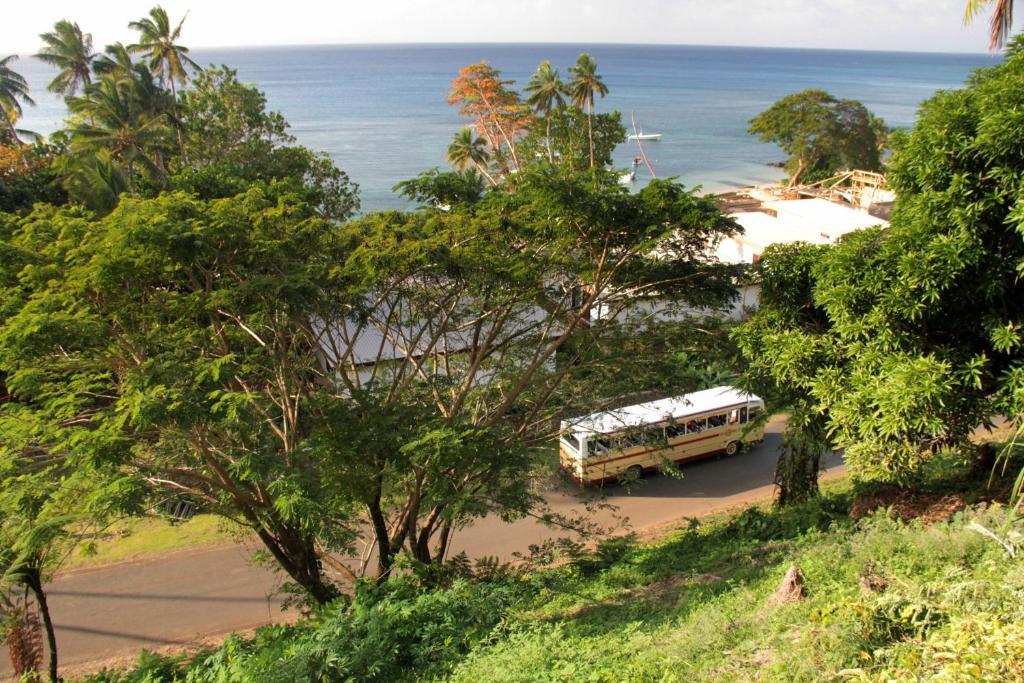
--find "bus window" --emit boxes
[707,413,727,429]
[588,436,611,456]
[562,432,581,453]
[666,422,686,439]
[686,418,707,434]
[620,431,643,449]
[729,409,739,424]
[645,427,666,446]
[747,407,761,422]
[739,407,748,423]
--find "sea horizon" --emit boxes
[16,42,1000,211]
[17,41,997,58]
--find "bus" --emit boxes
[559,386,765,484]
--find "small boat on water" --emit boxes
[628,130,662,142]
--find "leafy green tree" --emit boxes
[737,42,1024,496]
[0,190,357,605]
[521,107,626,174]
[567,53,609,169]
[732,242,834,503]
[171,67,359,220]
[748,89,886,186]
[524,61,567,162]
[394,168,487,208]
[0,207,133,681]
[0,56,35,145]
[34,20,96,97]
[312,168,741,579]
[176,66,290,168]
[0,163,741,600]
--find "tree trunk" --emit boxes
[24,570,57,683]
[545,116,554,163]
[788,157,806,187]
[587,100,595,169]
[253,527,338,605]
[367,497,394,583]
[775,441,821,506]
[168,76,187,163]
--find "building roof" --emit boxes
[764,197,888,240]
[563,386,761,436]
[718,197,889,264]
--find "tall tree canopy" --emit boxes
[448,62,532,176]
[0,164,741,602]
[567,53,609,169]
[35,20,96,97]
[736,40,1024,499]
[749,89,886,186]
[0,56,35,145]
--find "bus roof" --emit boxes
[564,386,761,436]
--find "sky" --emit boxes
[4,0,1009,54]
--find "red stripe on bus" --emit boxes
[585,431,725,469]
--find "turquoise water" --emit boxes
[16,44,998,210]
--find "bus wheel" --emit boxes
[621,465,644,483]
[725,441,740,456]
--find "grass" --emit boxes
[82,456,1024,682]
[62,515,248,571]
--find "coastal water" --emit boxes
[16,44,998,211]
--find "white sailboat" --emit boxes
[628,120,662,142]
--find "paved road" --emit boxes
[2,416,843,678]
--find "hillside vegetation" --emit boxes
[84,459,1024,682]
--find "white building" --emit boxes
[717,197,889,266]
[713,196,890,316]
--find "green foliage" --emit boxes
[737,49,1024,488]
[394,168,487,207]
[520,107,626,173]
[0,154,741,603]
[0,142,67,213]
[97,473,1024,682]
[176,66,290,169]
[749,89,886,185]
[34,19,96,97]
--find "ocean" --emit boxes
[15,43,999,211]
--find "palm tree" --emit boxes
[0,55,35,144]
[128,6,199,158]
[93,44,175,123]
[67,74,172,191]
[568,53,609,169]
[56,149,129,212]
[447,127,495,184]
[524,61,567,162]
[127,6,199,96]
[965,0,1015,49]
[92,42,137,79]
[35,20,96,96]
